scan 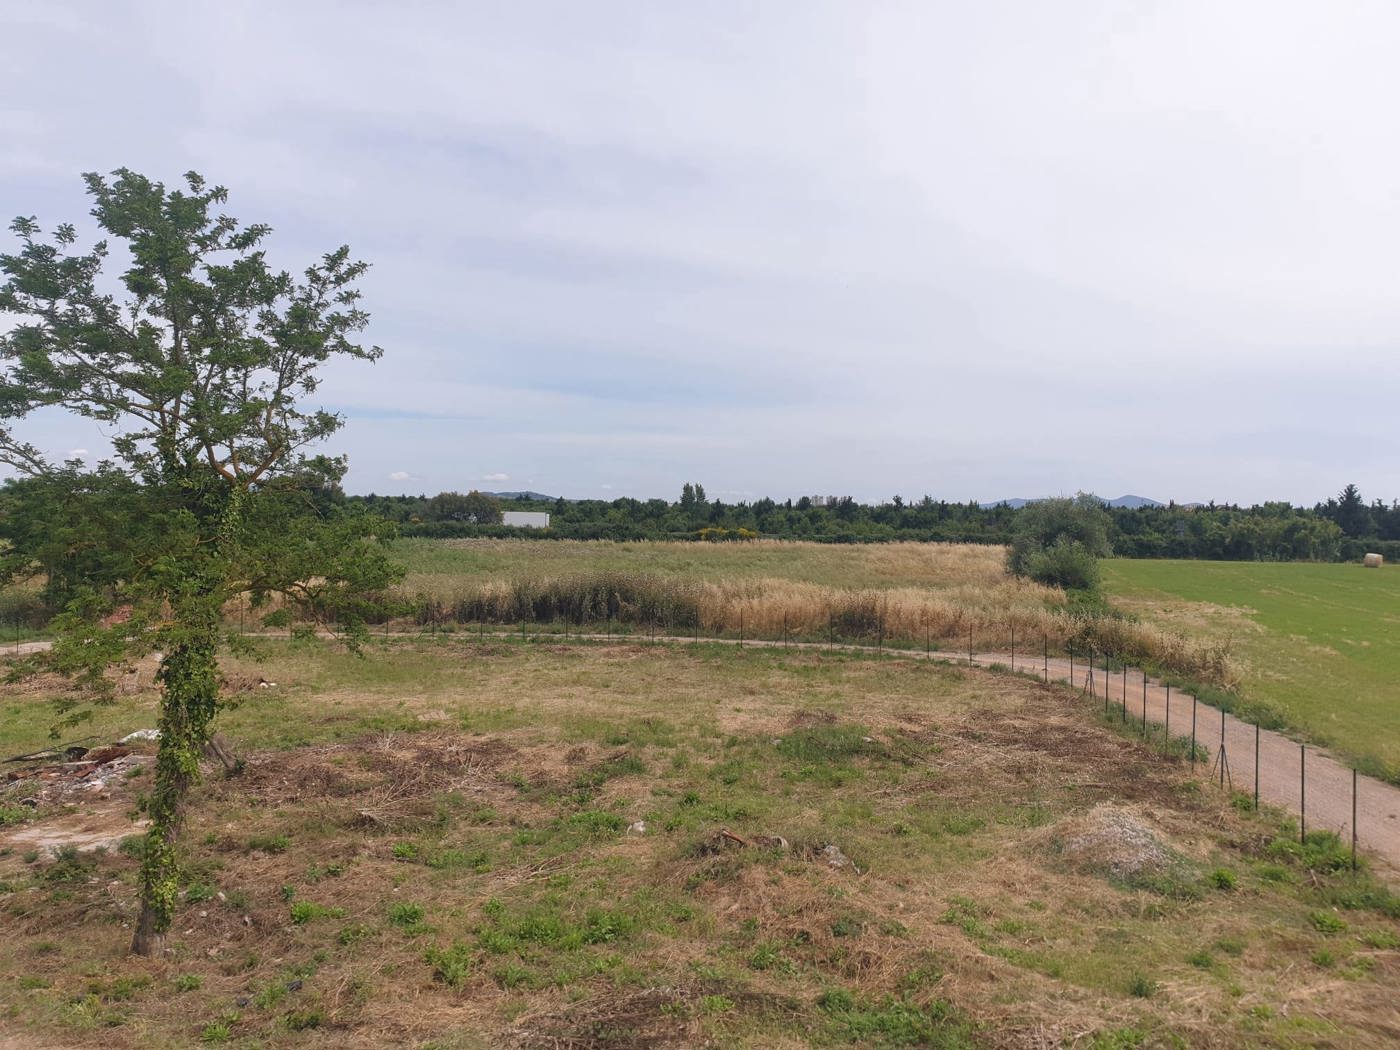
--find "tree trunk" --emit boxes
[131,623,221,956]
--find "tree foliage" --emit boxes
[0,169,399,954]
[426,489,502,524]
[1007,494,1112,590]
[348,487,1378,561]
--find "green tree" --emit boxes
[1007,494,1112,590]
[1335,483,1370,538]
[427,489,502,524]
[0,169,400,955]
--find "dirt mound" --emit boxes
[1035,803,1182,884]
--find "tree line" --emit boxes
[339,483,1399,563]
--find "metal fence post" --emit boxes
[1218,712,1227,788]
[1352,768,1358,873]
[1300,745,1306,844]
[1191,696,1197,768]
[1010,623,1015,672]
[1260,733,1271,812]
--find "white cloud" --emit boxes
[482,472,510,482]
[5,2,1400,504]
[66,448,89,458]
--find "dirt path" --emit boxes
[1,641,51,657]
[958,647,1398,873]
[10,631,1400,877]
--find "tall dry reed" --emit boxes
[402,569,1237,688]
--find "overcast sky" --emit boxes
[3,1,1398,505]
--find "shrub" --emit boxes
[424,942,472,987]
[388,902,425,928]
[337,923,374,946]
[1127,972,1157,998]
[1309,911,1347,934]
[1023,537,1102,591]
[1210,868,1237,891]
[1268,830,1352,873]
[1008,495,1112,590]
[289,901,345,925]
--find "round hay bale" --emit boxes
[1364,552,1383,568]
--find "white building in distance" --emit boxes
[502,511,550,528]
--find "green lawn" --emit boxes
[1104,559,1400,780]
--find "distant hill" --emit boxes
[980,498,1036,509]
[980,494,1165,510]
[486,490,556,501]
[1108,494,1164,509]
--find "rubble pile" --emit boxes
[4,743,147,805]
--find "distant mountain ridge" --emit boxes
[979,494,1165,510]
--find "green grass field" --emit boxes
[1104,559,1400,781]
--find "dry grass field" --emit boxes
[388,540,1236,686]
[3,640,1398,1048]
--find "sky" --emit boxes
[2,1,1398,506]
